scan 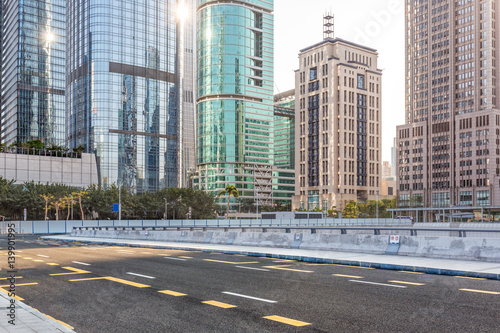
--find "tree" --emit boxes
[40,194,54,220]
[342,200,359,218]
[217,185,239,218]
[72,190,88,220]
[327,206,338,218]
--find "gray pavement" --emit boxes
[0,291,75,333]
[43,235,500,280]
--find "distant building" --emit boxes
[397,0,500,208]
[293,14,382,212]
[381,178,396,198]
[0,149,98,188]
[382,161,395,180]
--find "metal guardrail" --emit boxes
[73,226,500,238]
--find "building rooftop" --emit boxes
[299,38,377,54]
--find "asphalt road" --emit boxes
[1,235,500,332]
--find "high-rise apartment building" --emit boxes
[1,0,66,146]
[66,0,194,192]
[396,0,500,208]
[195,0,275,209]
[293,21,383,212]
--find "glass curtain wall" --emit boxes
[66,0,183,192]
[196,0,274,208]
[1,0,66,145]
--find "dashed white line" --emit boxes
[222,291,277,303]
[235,266,270,272]
[126,272,156,279]
[164,257,186,261]
[37,255,49,258]
[72,261,91,266]
[349,280,407,288]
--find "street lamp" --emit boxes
[256,188,259,220]
[118,183,122,221]
[376,190,379,220]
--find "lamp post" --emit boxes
[376,190,379,220]
[71,195,74,220]
[164,197,168,220]
[118,183,122,221]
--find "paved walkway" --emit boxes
[0,290,75,333]
[43,235,500,280]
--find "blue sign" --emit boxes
[113,204,119,212]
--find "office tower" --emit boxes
[396,0,500,208]
[293,15,382,212]
[195,0,275,209]
[66,0,194,192]
[391,137,397,179]
[273,90,296,208]
[1,0,66,146]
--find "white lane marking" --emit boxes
[126,272,156,279]
[164,257,186,261]
[222,291,277,303]
[349,280,407,288]
[37,255,49,258]
[235,266,270,272]
[16,251,23,253]
[72,261,91,266]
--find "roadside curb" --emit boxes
[42,236,500,281]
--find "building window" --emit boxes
[477,190,490,206]
[310,67,317,81]
[432,192,450,208]
[399,194,410,207]
[459,191,473,206]
[357,74,365,89]
[308,191,319,211]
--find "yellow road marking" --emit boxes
[46,263,59,266]
[333,274,364,279]
[263,315,311,327]
[179,256,193,259]
[388,280,426,286]
[398,271,425,275]
[0,287,24,300]
[158,290,187,297]
[1,282,38,287]
[455,276,487,281]
[0,277,22,280]
[233,254,247,257]
[272,259,296,262]
[262,266,314,273]
[49,243,61,246]
[202,300,237,308]
[203,259,259,265]
[69,276,150,288]
[141,252,153,254]
[32,260,44,262]
[23,257,33,259]
[332,264,374,269]
[45,314,74,330]
[50,267,91,276]
[460,289,500,295]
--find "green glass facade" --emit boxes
[196,0,274,208]
[273,90,295,205]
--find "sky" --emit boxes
[273,0,405,162]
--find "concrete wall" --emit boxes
[0,152,98,188]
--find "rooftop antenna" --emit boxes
[323,11,334,40]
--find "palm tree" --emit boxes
[217,185,239,219]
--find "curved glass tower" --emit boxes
[196,0,274,208]
[66,0,194,192]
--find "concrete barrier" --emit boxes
[69,228,500,262]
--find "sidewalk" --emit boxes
[43,235,500,280]
[0,291,75,332]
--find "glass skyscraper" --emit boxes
[195,0,275,209]
[66,0,194,192]
[1,0,66,146]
